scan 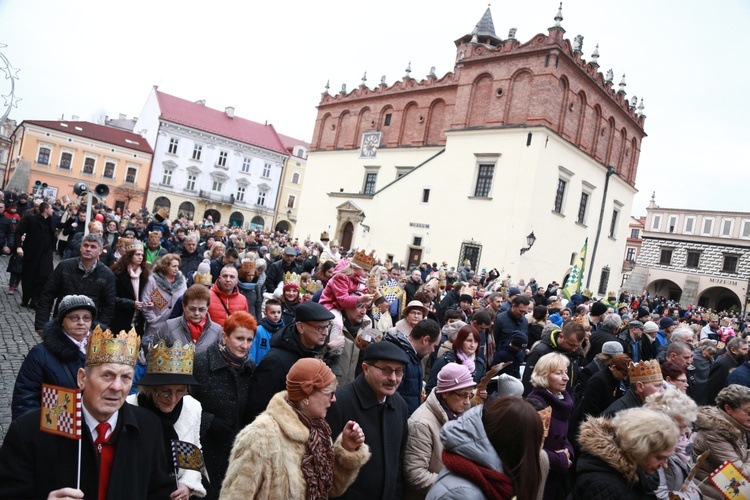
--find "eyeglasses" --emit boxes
[305,323,332,334]
[452,391,476,400]
[367,364,405,377]
[156,388,188,399]
[186,306,208,314]
[65,314,93,323]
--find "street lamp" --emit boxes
[520,231,536,255]
[358,212,370,232]
[286,209,296,223]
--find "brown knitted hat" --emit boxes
[286,358,336,401]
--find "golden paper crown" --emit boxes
[284,272,301,287]
[146,339,195,376]
[351,249,376,271]
[367,275,380,289]
[123,238,143,253]
[582,288,593,298]
[241,260,256,273]
[627,360,662,384]
[214,229,225,238]
[304,280,323,294]
[86,326,140,367]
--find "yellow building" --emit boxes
[5,120,153,211]
[273,134,309,234]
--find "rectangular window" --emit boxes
[242,157,251,173]
[683,216,695,234]
[553,178,566,213]
[262,163,271,178]
[413,237,423,246]
[37,147,51,165]
[686,251,701,268]
[236,186,245,202]
[630,228,640,239]
[103,162,115,179]
[60,152,72,170]
[422,189,430,203]
[212,180,223,191]
[651,214,662,231]
[168,138,179,155]
[474,164,494,197]
[192,144,202,160]
[286,195,296,208]
[217,151,228,167]
[742,220,750,239]
[291,172,300,184]
[721,255,738,273]
[363,173,377,195]
[702,218,714,235]
[384,113,392,126]
[83,157,95,174]
[721,219,734,237]
[186,175,196,191]
[162,169,173,185]
[125,167,137,183]
[609,209,620,238]
[626,247,636,261]
[577,192,589,224]
[659,249,673,265]
[597,267,610,296]
[257,191,267,206]
[723,255,738,273]
[668,215,678,233]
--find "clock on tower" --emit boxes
[360,131,382,158]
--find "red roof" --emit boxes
[155,90,288,156]
[24,120,153,154]
[276,132,311,156]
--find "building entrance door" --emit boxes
[341,222,354,250]
[408,247,422,269]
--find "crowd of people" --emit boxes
[1,192,750,499]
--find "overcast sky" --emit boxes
[1,0,748,217]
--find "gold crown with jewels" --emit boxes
[351,249,376,271]
[86,326,140,367]
[284,272,301,287]
[146,339,195,376]
[627,360,662,384]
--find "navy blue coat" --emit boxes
[11,321,86,420]
[493,309,529,346]
[383,332,423,416]
[726,361,750,388]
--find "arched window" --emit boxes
[178,201,195,220]
[153,197,171,214]
[291,172,300,184]
[229,211,244,227]
[250,216,265,230]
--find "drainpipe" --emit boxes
[586,165,616,290]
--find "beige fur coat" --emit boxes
[220,391,370,499]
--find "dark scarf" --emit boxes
[138,393,181,467]
[153,270,185,294]
[286,397,334,500]
[436,392,460,421]
[218,341,248,369]
[259,316,285,334]
[442,449,515,499]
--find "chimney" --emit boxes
[118,113,126,120]
[71,115,79,121]
[225,106,235,118]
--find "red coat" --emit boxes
[209,282,249,328]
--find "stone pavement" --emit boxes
[0,254,52,443]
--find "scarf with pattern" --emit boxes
[286,397,334,499]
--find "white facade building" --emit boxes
[135,87,288,229]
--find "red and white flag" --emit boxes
[39,383,82,440]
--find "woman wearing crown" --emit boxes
[126,339,206,498]
[109,238,150,336]
[279,272,302,325]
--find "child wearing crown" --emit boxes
[318,251,376,375]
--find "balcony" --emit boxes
[199,190,235,205]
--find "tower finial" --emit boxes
[591,44,600,64]
[360,71,367,87]
[554,2,563,27]
[324,80,330,93]
[618,74,627,93]
[637,98,645,116]
[404,61,412,78]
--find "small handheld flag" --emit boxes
[40,383,82,440]
[562,238,588,300]
[709,460,750,499]
[171,439,210,483]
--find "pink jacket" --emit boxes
[319,273,362,311]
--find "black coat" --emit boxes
[586,325,619,364]
[575,452,656,499]
[15,212,55,286]
[0,404,175,499]
[11,321,86,420]
[326,374,409,500]
[0,213,14,248]
[243,322,323,424]
[706,352,742,405]
[601,388,642,418]
[110,269,148,336]
[264,259,303,293]
[191,342,254,500]
[35,258,116,330]
[179,249,204,279]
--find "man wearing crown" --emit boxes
[0,327,176,499]
[602,359,665,417]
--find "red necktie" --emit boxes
[94,422,113,500]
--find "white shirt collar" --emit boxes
[82,402,119,442]
[63,331,89,355]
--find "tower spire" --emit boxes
[554,2,563,28]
